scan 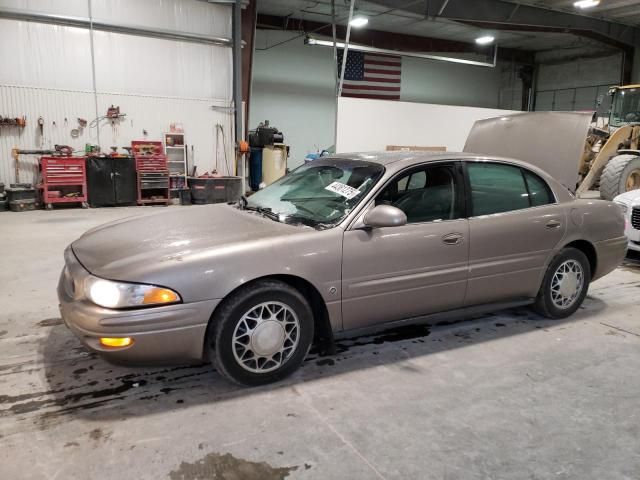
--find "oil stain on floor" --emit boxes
[168,452,298,480]
[37,318,64,327]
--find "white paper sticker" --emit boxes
[325,181,361,200]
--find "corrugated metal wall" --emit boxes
[0,0,233,185]
[0,86,235,184]
[534,53,622,112]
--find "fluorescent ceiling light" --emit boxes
[475,35,495,45]
[305,37,497,68]
[573,0,600,8]
[349,16,369,28]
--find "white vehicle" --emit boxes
[614,190,640,252]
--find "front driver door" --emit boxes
[341,162,469,330]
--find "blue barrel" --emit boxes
[249,147,263,191]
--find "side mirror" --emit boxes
[363,205,407,228]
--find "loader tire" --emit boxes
[599,154,640,200]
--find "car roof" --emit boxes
[330,151,539,170]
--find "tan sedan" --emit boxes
[58,119,627,386]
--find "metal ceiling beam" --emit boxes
[368,0,640,47]
[0,6,232,46]
[256,13,535,64]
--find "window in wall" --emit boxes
[376,165,459,223]
[467,163,530,216]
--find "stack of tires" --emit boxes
[6,184,36,212]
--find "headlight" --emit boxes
[615,202,628,215]
[84,276,181,309]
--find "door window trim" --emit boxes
[462,160,557,219]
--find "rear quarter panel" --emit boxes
[559,199,626,280]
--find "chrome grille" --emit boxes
[632,207,640,230]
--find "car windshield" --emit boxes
[610,87,640,127]
[243,158,385,228]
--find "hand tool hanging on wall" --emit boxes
[37,116,45,148]
[0,116,26,128]
[71,118,87,138]
[88,106,126,142]
[11,147,62,183]
[214,124,220,174]
[215,124,231,176]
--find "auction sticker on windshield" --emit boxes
[325,181,361,200]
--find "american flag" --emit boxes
[337,50,402,100]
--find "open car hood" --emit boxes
[464,111,593,192]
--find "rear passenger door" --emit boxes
[464,161,566,306]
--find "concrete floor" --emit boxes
[1,206,639,480]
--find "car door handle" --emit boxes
[545,219,561,229]
[442,233,463,245]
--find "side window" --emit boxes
[376,165,460,223]
[407,171,426,190]
[523,170,554,207]
[467,163,530,216]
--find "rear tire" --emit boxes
[207,280,314,386]
[533,247,591,319]
[600,154,640,200]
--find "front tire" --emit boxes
[533,247,591,319]
[208,280,314,386]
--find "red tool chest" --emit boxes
[38,156,88,209]
[132,141,170,206]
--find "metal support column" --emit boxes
[233,0,244,189]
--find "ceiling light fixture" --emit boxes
[349,16,369,28]
[573,0,600,9]
[305,37,498,68]
[475,35,495,45]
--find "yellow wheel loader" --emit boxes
[577,84,640,200]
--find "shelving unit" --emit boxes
[163,132,188,195]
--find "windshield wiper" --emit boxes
[283,214,333,230]
[244,204,281,222]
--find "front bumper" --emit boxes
[58,247,220,364]
[623,216,640,252]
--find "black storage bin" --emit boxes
[0,183,4,194]
[0,199,7,211]
[188,177,242,204]
[6,187,35,202]
[86,156,137,207]
[179,189,191,205]
[10,199,36,212]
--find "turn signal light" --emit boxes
[142,288,180,305]
[100,337,133,348]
